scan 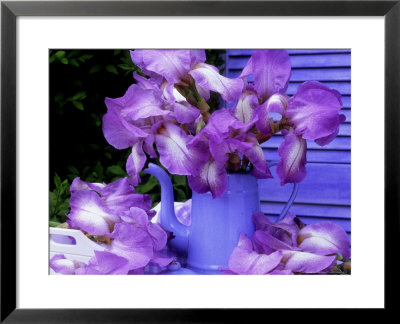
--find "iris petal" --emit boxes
[189,63,244,102]
[276,129,307,185]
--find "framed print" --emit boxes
[1,0,399,322]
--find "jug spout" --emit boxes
[144,163,189,254]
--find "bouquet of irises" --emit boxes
[50,50,350,275]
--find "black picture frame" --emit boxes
[1,0,399,322]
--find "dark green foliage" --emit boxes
[50,49,225,223]
[49,173,70,227]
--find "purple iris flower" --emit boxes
[221,233,284,275]
[238,50,345,185]
[53,177,174,275]
[225,212,350,274]
[50,254,85,275]
[237,50,291,133]
[103,51,231,183]
[67,177,152,236]
[187,108,272,198]
[131,50,244,103]
[276,129,307,185]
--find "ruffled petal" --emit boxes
[111,222,153,249]
[97,177,143,215]
[204,108,255,139]
[282,250,336,274]
[314,114,346,146]
[228,233,283,275]
[150,251,175,267]
[233,91,259,124]
[252,211,299,246]
[154,122,208,175]
[126,141,147,186]
[252,50,291,102]
[80,250,130,275]
[109,239,153,270]
[189,50,206,67]
[173,102,200,124]
[255,93,288,134]
[241,133,272,179]
[189,63,244,102]
[187,158,228,199]
[297,222,351,259]
[143,140,157,158]
[106,84,170,122]
[147,222,168,251]
[70,177,105,194]
[102,105,147,149]
[120,206,149,227]
[130,50,164,84]
[239,56,253,78]
[67,190,119,236]
[253,230,295,254]
[276,129,307,185]
[285,81,343,141]
[132,72,163,91]
[50,254,83,275]
[136,50,192,84]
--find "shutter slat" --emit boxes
[227,49,350,55]
[260,202,350,219]
[263,148,350,164]
[229,68,350,82]
[228,53,351,69]
[259,163,351,205]
[262,135,350,150]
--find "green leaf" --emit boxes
[72,101,84,111]
[67,50,81,58]
[79,54,93,61]
[49,220,62,227]
[67,165,80,175]
[89,65,102,73]
[69,58,80,67]
[54,173,61,188]
[93,161,104,179]
[56,199,70,218]
[54,50,66,59]
[173,175,186,186]
[174,187,187,201]
[60,57,68,64]
[60,179,69,195]
[136,176,158,194]
[49,55,55,64]
[114,49,121,56]
[49,191,57,214]
[117,64,135,71]
[106,165,127,177]
[105,65,118,75]
[72,91,86,100]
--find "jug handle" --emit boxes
[267,161,299,222]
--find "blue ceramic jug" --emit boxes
[144,163,298,272]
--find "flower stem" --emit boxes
[255,118,291,144]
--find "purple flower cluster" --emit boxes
[101,49,345,198]
[51,49,349,275]
[50,177,174,275]
[222,212,351,274]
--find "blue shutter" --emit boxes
[225,49,351,239]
